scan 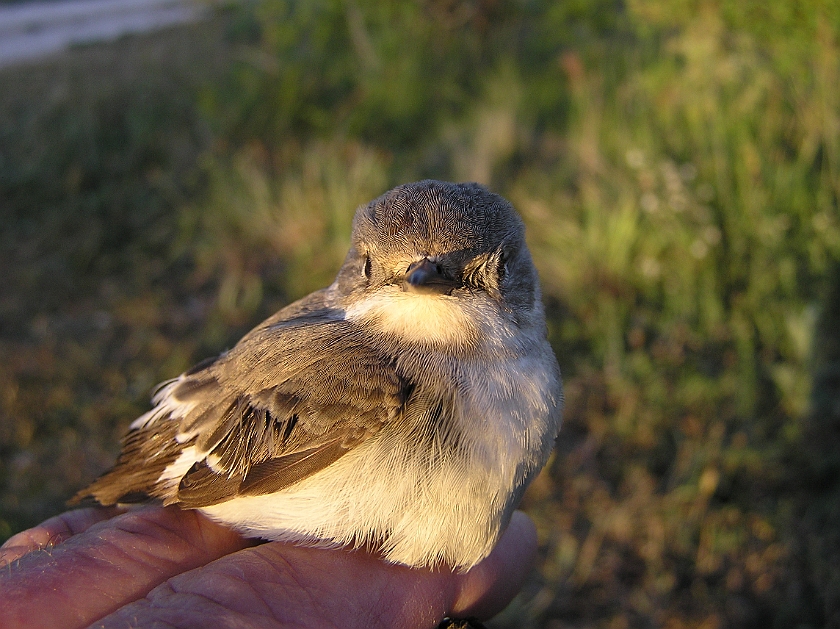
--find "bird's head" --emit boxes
[334,181,543,352]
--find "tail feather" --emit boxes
[69,416,184,507]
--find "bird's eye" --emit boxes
[362,254,372,279]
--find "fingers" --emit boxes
[1,507,537,629]
[95,540,458,629]
[0,507,252,629]
[450,510,538,619]
[0,507,124,565]
[93,511,538,629]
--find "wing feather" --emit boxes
[72,306,412,509]
[239,438,349,496]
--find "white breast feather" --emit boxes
[198,352,558,569]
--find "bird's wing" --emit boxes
[73,307,411,508]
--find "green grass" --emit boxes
[0,17,248,536]
[2,2,840,627]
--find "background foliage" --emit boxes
[2,1,840,627]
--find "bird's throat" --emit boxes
[343,290,480,348]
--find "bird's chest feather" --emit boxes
[448,353,558,487]
[198,352,557,568]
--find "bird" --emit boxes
[72,179,563,570]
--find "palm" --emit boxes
[0,507,536,629]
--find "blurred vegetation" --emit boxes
[2,1,840,627]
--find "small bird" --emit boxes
[73,180,562,570]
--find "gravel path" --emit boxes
[0,0,206,67]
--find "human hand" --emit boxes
[0,506,537,629]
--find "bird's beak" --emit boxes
[401,258,457,295]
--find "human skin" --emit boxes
[0,506,537,629]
